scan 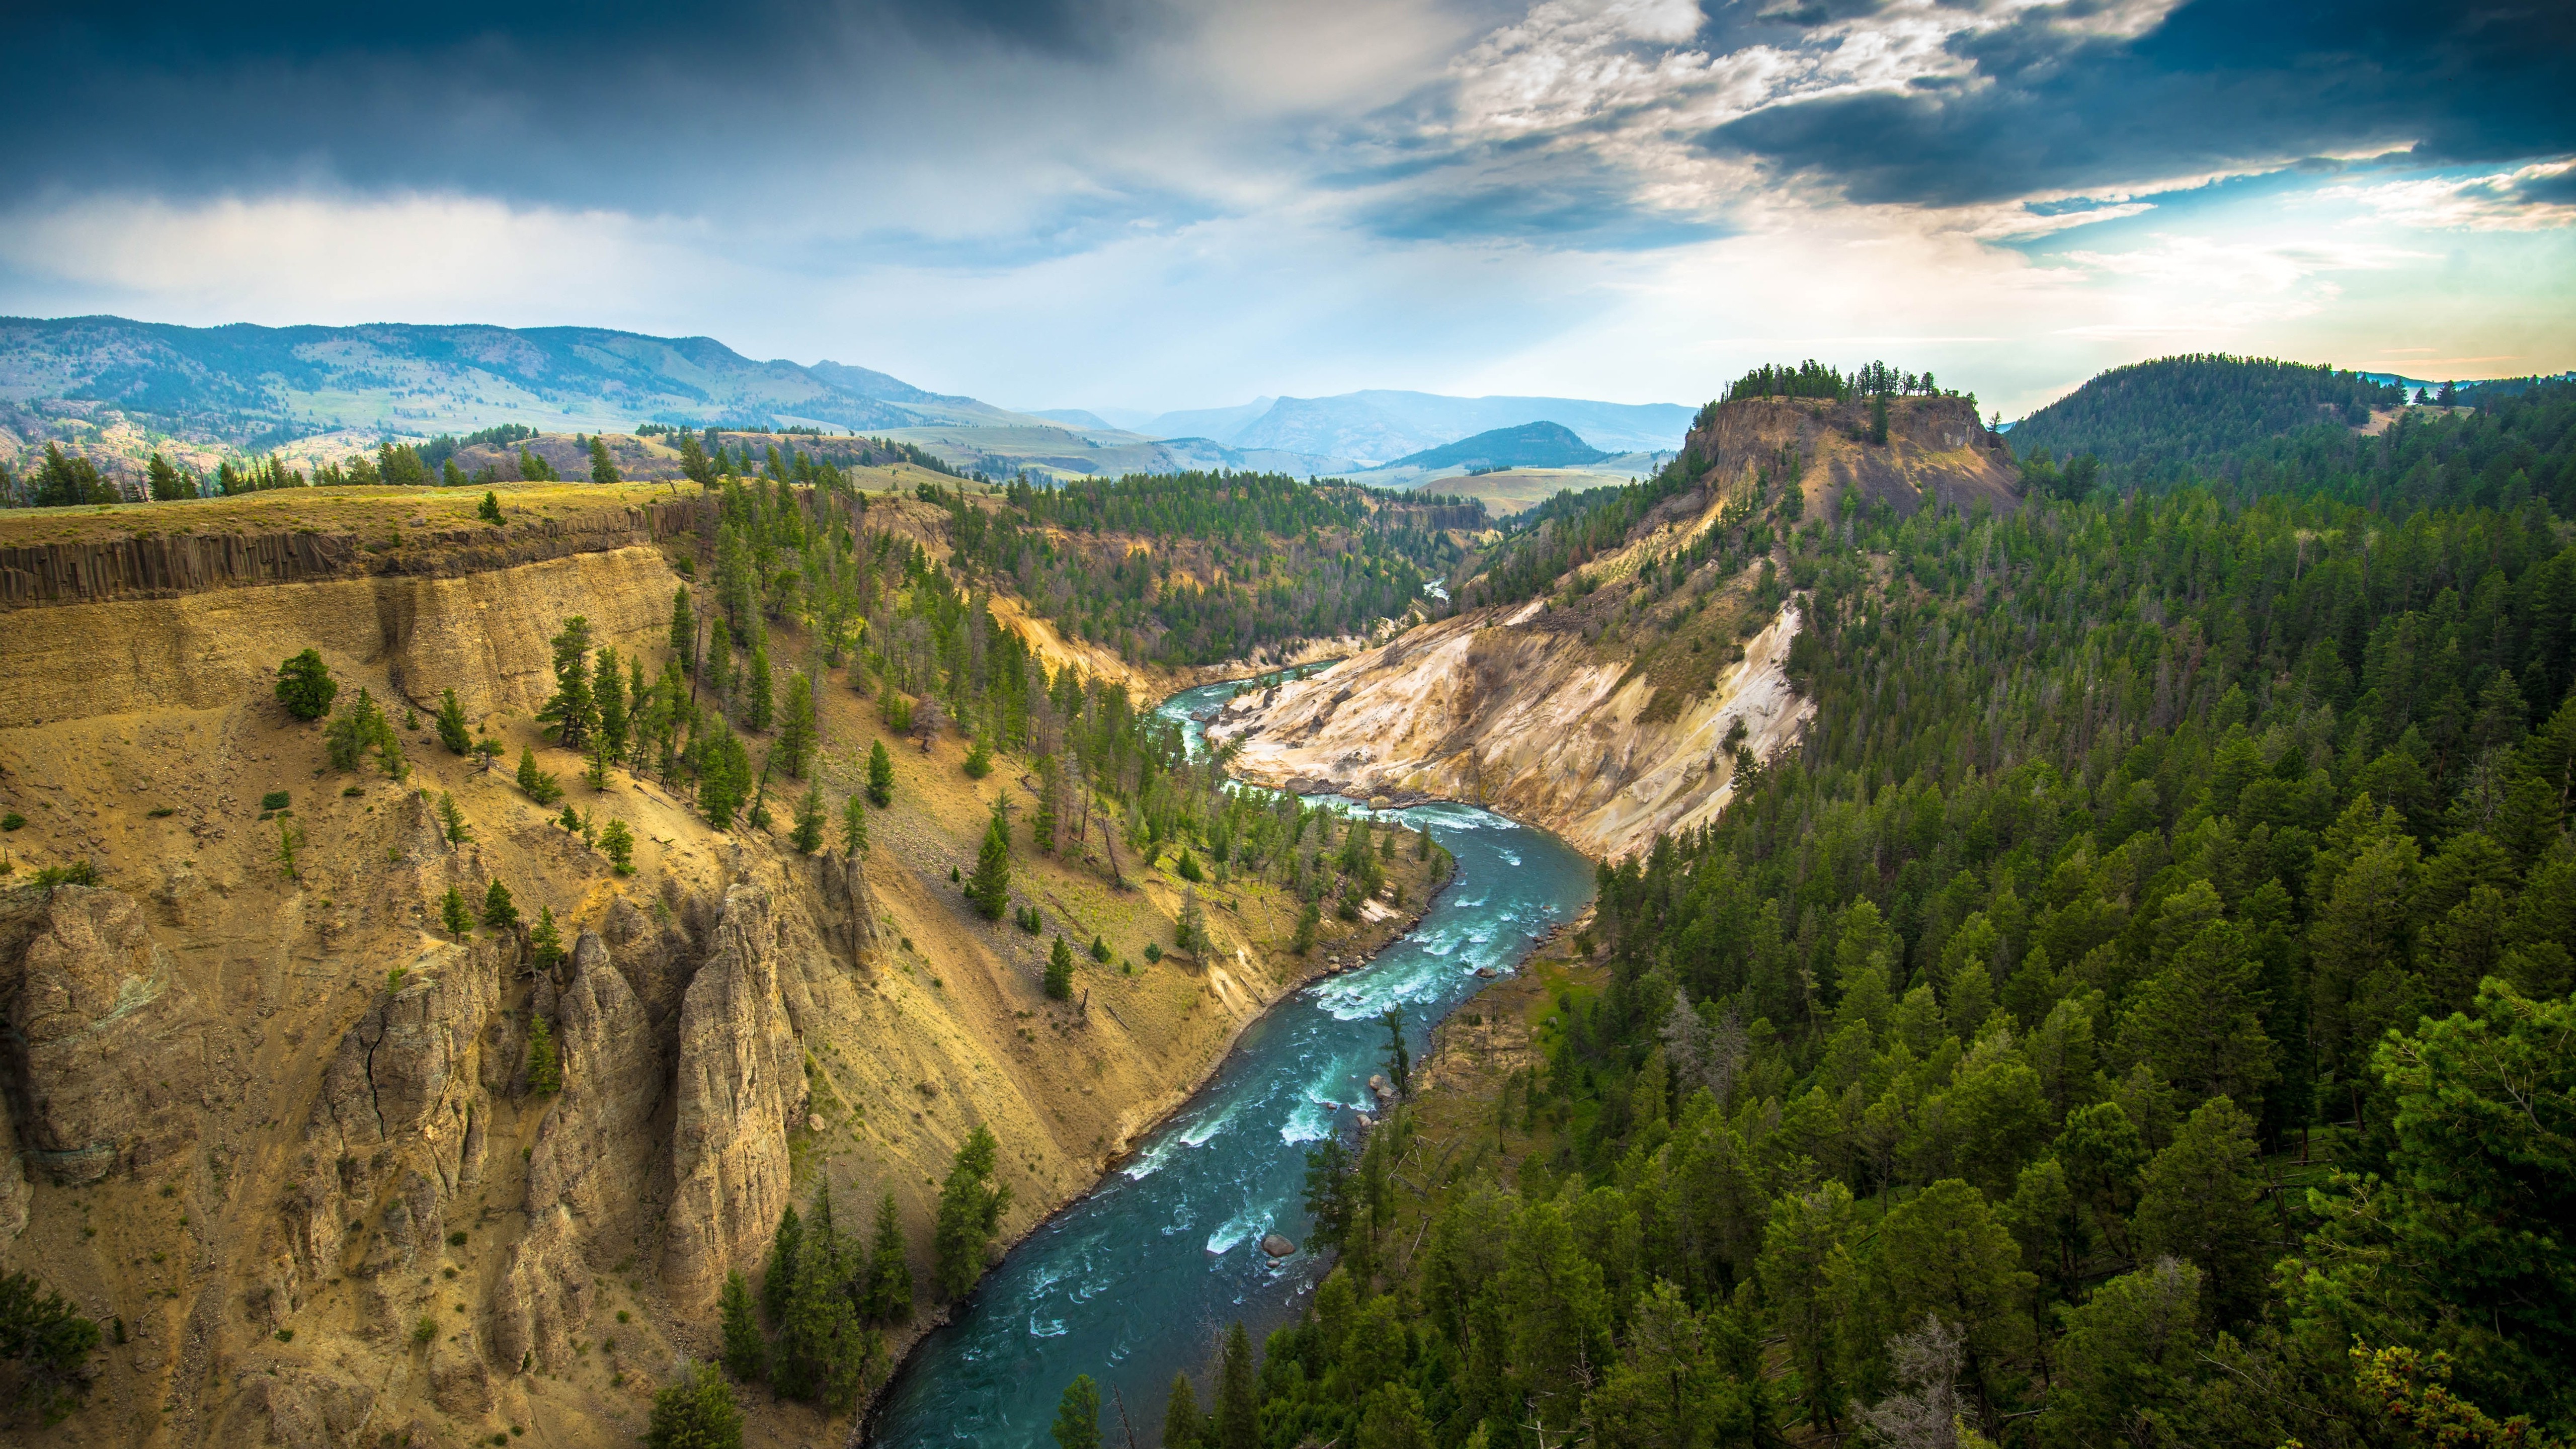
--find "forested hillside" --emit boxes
[1187,380,2576,1449]
[2016,366,2576,509]
[951,472,1478,667]
[2008,355,2401,480]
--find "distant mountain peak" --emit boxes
[1384,420,1610,472]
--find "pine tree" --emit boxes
[539,617,597,749]
[524,1011,559,1096]
[1215,1321,1258,1449]
[1177,888,1210,956]
[601,818,635,874]
[746,638,775,732]
[704,617,734,702]
[867,740,896,808]
[589,435,620,485]
[963,731,993,779]
[1046,936,1076,1000]
[841,795,869,857]
[440,885,471,936]
[481,879,519,930]
[435,688,472,754]
[517,746,563,806]
[1051,1374,1101,1449]
[2121,920,2277,1108]
[643,1361,742,1449]
[762,1205,803,1326]
[776,672,818,776]
[275,649,338,720]
[718,1270,765,1382]
[932,1125,1010,1300]
[1382,1005,1410,1098]
[863,1189,913,1325]
[146,451,194,500]
[698,721,751,829]
[528,907,567,971]
[1293,899,1320,955]
[438,791,470,843]
[594,646,628,760]
[671,585,697,671]
[791,786,827,854]
[478,490,505,525]
[1032,762,1059,853]
[2133,1095,2266,1325]
[1163,1372,1208,1449]
[1090,935,1109,962]
[967,800,1012,921]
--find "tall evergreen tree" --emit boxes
[2132,1095,2267,1325]
[589,435,620,485]
[1163,1372,1208,1449]
[718,1270,765,1382]
[1052,1375,1102,1449]
[932,1125,1010,1300]
[594,645,629,760]
[746,638,775,732]
[967,799,1012,921]
[1046,935,1076,1000]
[863,1189,913,1325]
[762,1204,803,1326]
[671,585,697,671]
[1215,1321,1259,1449]
[538,616,597,748]
[434,687,472,754]
[791,785,827,854]
[867,740,896,807]
[776,672,818,776]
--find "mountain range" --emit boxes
[0,314,1697,478]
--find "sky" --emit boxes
[3,0,2571,419]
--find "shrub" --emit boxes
[259,791,291,813]
[274,649,338,721]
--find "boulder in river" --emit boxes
[1261,1234,1296,1258]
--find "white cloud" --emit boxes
[2324,161,2576,233]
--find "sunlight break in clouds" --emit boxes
[2324,162,2576,234]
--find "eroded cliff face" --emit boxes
[1211,595,1812,861]
[0,520,1389,1447]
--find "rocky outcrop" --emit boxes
[1212,598,1813,861]
[1,884,207,1183]
[495,930,660,1373]
[0,1088,28,1244]
[272,937,500,1339]
[662,884,803,1310]
[819,847,883,967]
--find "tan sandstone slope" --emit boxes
[0,482,1433,1447]
[1212,394,2018,860]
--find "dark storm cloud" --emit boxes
[0,0,1130,206]
[1705,0,2576,206]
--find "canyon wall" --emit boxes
[0,515,1381,1447]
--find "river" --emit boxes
[868,676,1596,1447]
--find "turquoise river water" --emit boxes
[868,677,1596,1447]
